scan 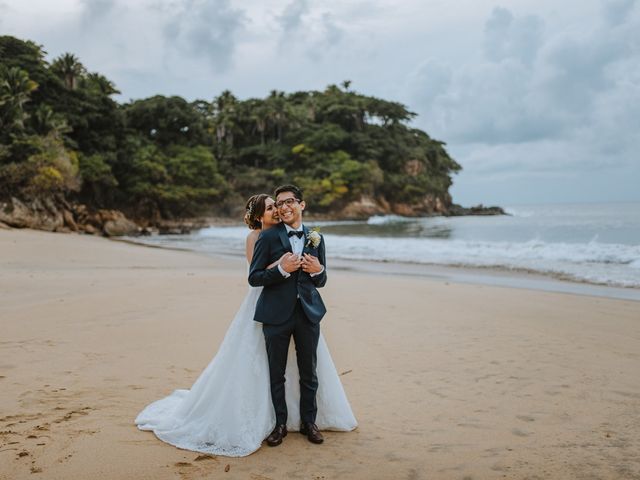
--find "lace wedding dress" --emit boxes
[135,286,357,457]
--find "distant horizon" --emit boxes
[461,199,640,208]
[497,199,640,207]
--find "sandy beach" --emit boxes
[1,228,639,480]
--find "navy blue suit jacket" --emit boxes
[248,222,327,325]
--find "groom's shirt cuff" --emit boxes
[278,264,291,278]
[310,266,325,277]
[277,265,324,277]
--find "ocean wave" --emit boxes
[503,207,535,217]
[196,226,247,238]
[128,223,640,288]
[367,215,412,225]
[324,235,640,287]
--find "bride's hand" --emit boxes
[280,253,302,273]
[267,253,291,270]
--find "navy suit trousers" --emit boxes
[263,299,320,425]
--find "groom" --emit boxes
[248,184,327,446]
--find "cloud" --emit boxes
[276,0,345,58]
[603,0,637,26]
[80,0,116,24]
[161,0,246,72]
[402,2,640,204]
[277,0,310,37]
[0,1,11,27]
[408,3,640,160]
[483,7,544,65]
[320,12,343,47]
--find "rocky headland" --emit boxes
[0,194,505,237]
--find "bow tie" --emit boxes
[287,230,304,238]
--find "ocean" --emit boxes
[127,202,640,290]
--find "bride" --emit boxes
[135,194,357,457]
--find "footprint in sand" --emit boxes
[516,415,535,422]
[57,453,73,464]
[53,407,92,424]
[194,455,218,463]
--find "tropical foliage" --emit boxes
[0,35,461,220]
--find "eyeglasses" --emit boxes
[275,198,300,208]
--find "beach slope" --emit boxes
[1,229,639,479]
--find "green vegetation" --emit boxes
[0,35,461,220]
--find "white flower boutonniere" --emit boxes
[305,228,322,248]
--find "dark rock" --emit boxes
[341,195,387,218]
[155,218,210,235]
[445,204,507,216]
[103,212,140,237]
[82,224,98,235]
[139,227,156,236]
[98,209,119,223]
[339,194,453,220]
[62,210,78,231]
[0,197,64,231]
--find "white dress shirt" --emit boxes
[277,224,324,278]
[285,223,305,256]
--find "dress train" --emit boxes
[135,286,357,457]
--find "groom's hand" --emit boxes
[301,253,322,274]
[281,253,302,273]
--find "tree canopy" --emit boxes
[0,35,461,220]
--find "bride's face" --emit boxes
[260,197,280,228]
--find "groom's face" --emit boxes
[275,191,305,226]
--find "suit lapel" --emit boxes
[277,222,292,253]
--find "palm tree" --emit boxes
[245,99,269,145]
[266,90,290,143]
[31,104,70,135]
[0,66,38,132]
[212,90,238,147]
[84,73,120,96]
[51,53,85,90]
[304,92,320,122]
[320,84,366,131]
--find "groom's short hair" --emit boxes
[274,184,303,201]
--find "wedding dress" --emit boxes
[135,285,357,457]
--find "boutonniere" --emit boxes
[305,227,322,248]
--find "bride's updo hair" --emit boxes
[244,194,271,230]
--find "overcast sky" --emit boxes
[2,0,639,206]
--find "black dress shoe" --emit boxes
[266,424,287,447]
[300,422,324,444]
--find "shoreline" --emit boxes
[114,235,640,302]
